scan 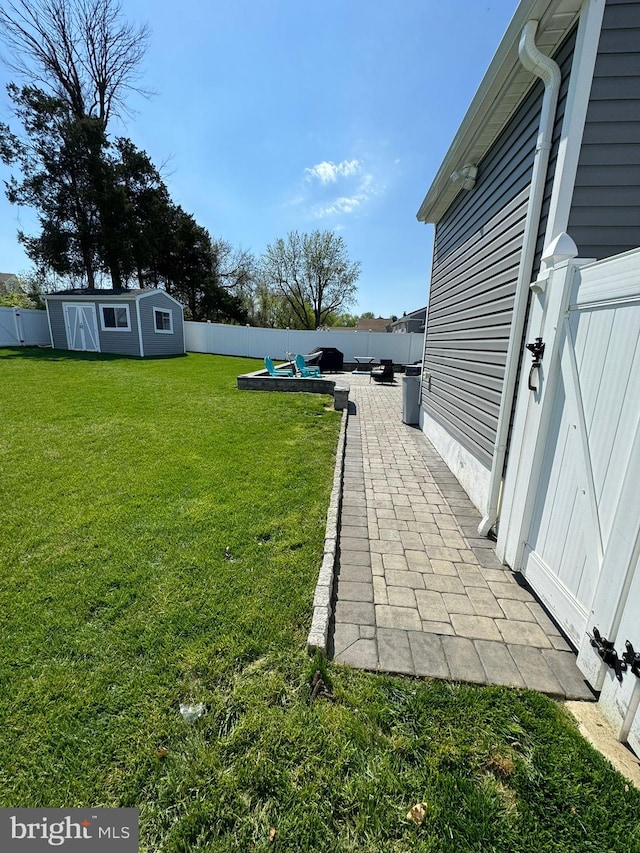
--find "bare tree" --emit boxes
[0,0,150,126]
[261,230,360,329]
[212,238,255,301]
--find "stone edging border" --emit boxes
[306,406,348,655]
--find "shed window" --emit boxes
[100,304,131,331]
[154,308,173,334]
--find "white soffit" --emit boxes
[417,0,583,224]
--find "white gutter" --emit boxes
[478,19,561,536]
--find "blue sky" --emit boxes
[0,0,518,317]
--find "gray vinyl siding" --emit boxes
[138,292,185,357]
[95,299,141,356]
[421,32,576,469]
[46,300,68,349]
[421,86,540,468]
[568,0,640,257]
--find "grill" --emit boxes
[308,347,344,372]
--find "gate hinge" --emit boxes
[589,627,626,682]
[622,641,640,679]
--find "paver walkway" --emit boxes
[330,373,594,700]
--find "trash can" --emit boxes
[402,374,421,425]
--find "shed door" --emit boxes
[521,255,640,650]
[64,304,100,352]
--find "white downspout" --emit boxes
[478,20,561,536]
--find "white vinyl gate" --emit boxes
[0,307,51,347]
[499,244,640,744]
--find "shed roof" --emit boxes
[45,288,148,298]
[416,0,582,224]
[44,288,184,307]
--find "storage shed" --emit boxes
[44,288,185,357]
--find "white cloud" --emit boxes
[313,196,363,217]
[305,159,361,184]
[300,156,384,220]
[311,172,383,219]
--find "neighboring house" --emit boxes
[44,289,185,357]
[388,307,427,334]
[416,0,640,748]
[355,317,393,332]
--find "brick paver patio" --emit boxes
[329,372,594,700]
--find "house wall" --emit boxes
[138,292,185,356]
[421,86,541,472]
[420,32,576,505]
[567,0,640,258]
[46,300,68,349]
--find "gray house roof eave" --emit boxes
[416,0,582,225]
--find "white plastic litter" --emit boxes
[179,702,206,723]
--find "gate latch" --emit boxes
[526,337,545,391]
[590,627,626,682]
[622,641,640,678]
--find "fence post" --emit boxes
[13,309,25,345]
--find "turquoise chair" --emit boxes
[295,353,322,377]
[264,356,293,377]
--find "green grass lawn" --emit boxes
[1,347,638,853]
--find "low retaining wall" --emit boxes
[306,407,348,655]
[237,369,350,411]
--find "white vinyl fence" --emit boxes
[0,307,51,347]
[185,321,425,365]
